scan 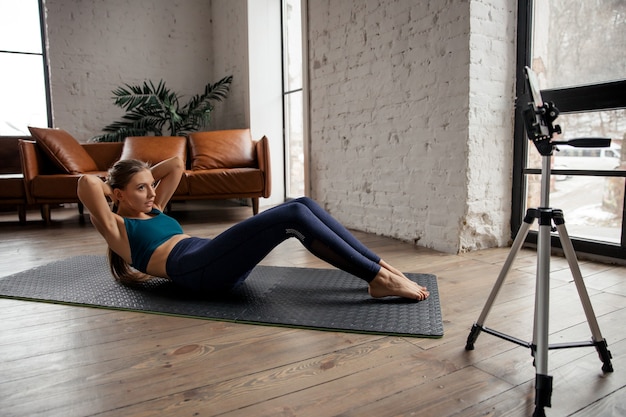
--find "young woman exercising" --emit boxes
[77,157,429,300]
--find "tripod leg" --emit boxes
[533,373,553,417]
[532,209,553,414]
[553,213,614,373]
[465,215,534,350]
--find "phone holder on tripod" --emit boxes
[464,67,614,417]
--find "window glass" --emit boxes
[0,0,42,53]
[526,175,624,245]
[283,0,305,198]
[0,0,48,135]
[532,0,626,89]
[283,0,302,92]
[0,53,48,135]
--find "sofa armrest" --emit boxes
[18,139,40,204]
[255,136,271,198]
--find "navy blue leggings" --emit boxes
[165,197,381,292]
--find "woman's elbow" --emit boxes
[172,156,185,170]
[77,174,89,193]
[166,156,185,175]
[78,174,94,189]
[77,174,100,197]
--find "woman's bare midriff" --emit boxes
[145,234,192,278]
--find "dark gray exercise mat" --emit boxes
[0,255,443,337]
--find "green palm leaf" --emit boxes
[92,76,232,142]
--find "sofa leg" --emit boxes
[40,204,51,224]
[252,198,259,215]
[78,202,85,224]
[18,205,26,224]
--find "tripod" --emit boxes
[464,78,614,417]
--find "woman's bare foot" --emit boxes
[368,268,430,300]
[379,259,429,293]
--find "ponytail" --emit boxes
[107,247,152,286]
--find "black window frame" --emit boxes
[512,0,626,260]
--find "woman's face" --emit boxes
[115,169,157,214]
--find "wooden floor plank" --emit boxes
[219,366,513,417]
[94,337,426,417]
[1,322,377,416]
[569,386,626,417]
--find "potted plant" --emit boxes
[92,75,232,142]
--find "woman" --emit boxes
[77,157,429,300]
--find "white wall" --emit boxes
[209,0,250,130]
[463,0,516,251]
[307,0,516,253]
[45,0,215,141]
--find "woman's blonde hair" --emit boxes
[106,159,153,286]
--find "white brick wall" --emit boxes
[309,0,515,252]
[45,0,217,140]
[307,0,516,253]
[463,0,516,251]
[209,0,250,131]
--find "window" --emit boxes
[282,0,306,198]
[0,0,50,135]
[514,0,626,258]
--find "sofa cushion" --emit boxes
[31,172,106,199]
[28,127,99,174]
[185,168,264,196]
[188,129,256,170]
[82,142,124,171]
[121,136,187,166]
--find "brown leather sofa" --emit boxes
[0,137,27,223]
[19,127,271,222]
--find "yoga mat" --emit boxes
[0,255,443,337]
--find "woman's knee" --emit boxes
[282,200,312,219]
[291,196,319,211]
[270,198,318,226]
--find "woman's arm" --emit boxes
[77,175,119,237]
[77,175,131,262]
[151,156,185,210]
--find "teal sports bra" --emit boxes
[124,208,184,273]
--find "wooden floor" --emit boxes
[0,201,624,417]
